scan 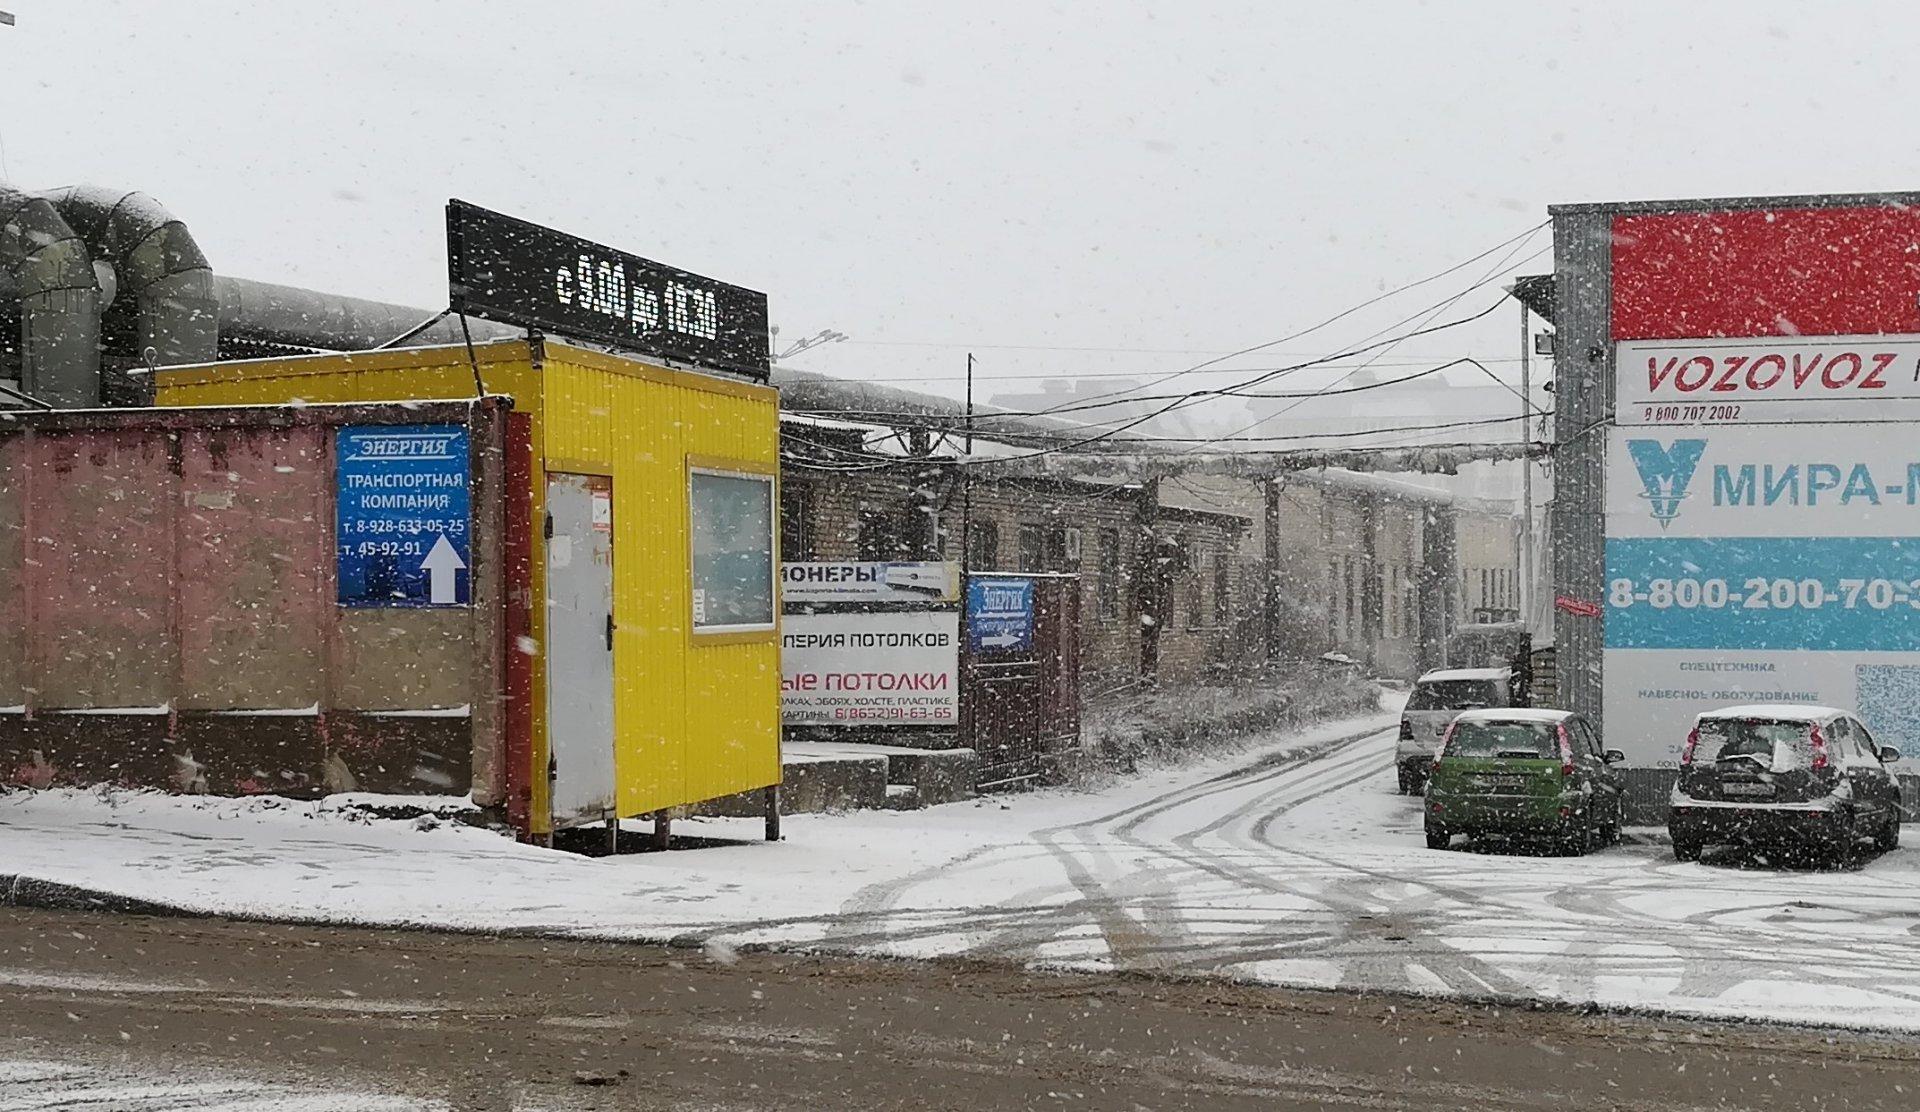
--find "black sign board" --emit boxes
[446,199,770,380]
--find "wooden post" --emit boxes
[605,814,620,855]
[652,810,672,851]
[764,784,781,842]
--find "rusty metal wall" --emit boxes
[963,573,1084,789]
[0,400,513,804]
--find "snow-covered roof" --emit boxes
[1453,708,1575,725]
[1698,704,1847,723]
[1414,667,1509,683]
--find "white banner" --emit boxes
[1603,423,1920,763]
[781,561,960,604]
[781,611,959,725]
[1605,425,1920,539]
[1616,334,1920,426]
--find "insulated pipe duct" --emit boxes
[215,275,520,353]
[770,365,1106,450]
[37,185,217,373]
[0,185,101,407]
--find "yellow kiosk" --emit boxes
[157,202,781,843]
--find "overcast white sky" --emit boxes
[0,2,1895,417]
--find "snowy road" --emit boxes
[8,708,1920,1031]
[708,723,1920,1029]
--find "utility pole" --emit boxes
[961,352,974,569]
[1518,300,1534,626]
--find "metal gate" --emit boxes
[962,573,1082,789]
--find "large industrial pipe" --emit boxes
[37,185,217,372]
[0,185,102,407]
[215,275,519,353]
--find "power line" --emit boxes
[1180,238,1549,452]
[780,354,1536,387]
[1014,219,1548,421]
[996,411,1550,449]
[789,355,1494,427]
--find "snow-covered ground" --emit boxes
[9,700,1920,1033]
[0,1056,440,1111]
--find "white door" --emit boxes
[546,473,615,828]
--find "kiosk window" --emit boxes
[690,468,775,631]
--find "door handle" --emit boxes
[605,613,615,650]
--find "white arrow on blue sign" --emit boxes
[335,424,472,608]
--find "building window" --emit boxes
[1349,560,1364,635]
[968,520,1000,570]
[779,482,812,562]
[1186,541,1204,628]
[689,467,775,632]
[1099,528,1122,620]
[1019,524,1046,572]
[1330,558,1346,640]
[1382,566,1395,640]
[1213,549,1231,625]
[1018,523,1067,572]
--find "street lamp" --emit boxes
[771,327,848,362]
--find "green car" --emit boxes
[1423,708,1627,855]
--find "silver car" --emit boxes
[1397,667,1513,794]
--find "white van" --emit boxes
[1397,667,1513,794]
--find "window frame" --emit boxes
[1098,527,1122,621]
[686,459,778,639]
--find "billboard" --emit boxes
[781,611,959,725]
[1616,334,1920,426]
[1602,423,1920,762]
[446,199,770,380]
[781,561,960,604]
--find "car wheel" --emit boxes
[1600,803,1622,847]
[1425,826,1450,851]
[1876,812,1901,853]
[1672,835,1702,862]
[1560,820,1595,857]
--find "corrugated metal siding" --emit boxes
[542,349,780,817]
[1550,211,1613,730]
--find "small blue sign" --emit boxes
[335,424,471,607]
[968,576,1034,653]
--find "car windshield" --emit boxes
[1445,721,1557,759]
[1696,719,1815,770]
[1408,679,1503,711]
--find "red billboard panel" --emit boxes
[1612,206,1920,340]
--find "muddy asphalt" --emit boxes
[3,907,1918,1110]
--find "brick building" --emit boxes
[778,423,1251,689]
[778,414,1517,687]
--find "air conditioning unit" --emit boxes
[1064,527,1082,564]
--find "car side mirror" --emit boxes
[1879,745,1903,764]
[1604,749,1626,764]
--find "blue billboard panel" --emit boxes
[968,576,1034,653]
[335,425,471,607]
[1605,536,1920,652]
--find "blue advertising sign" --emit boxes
[967,576,1033,653]
[1606,536,1920,652]
[335,424,471,607]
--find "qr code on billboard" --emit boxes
[1856,664,1920,747]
